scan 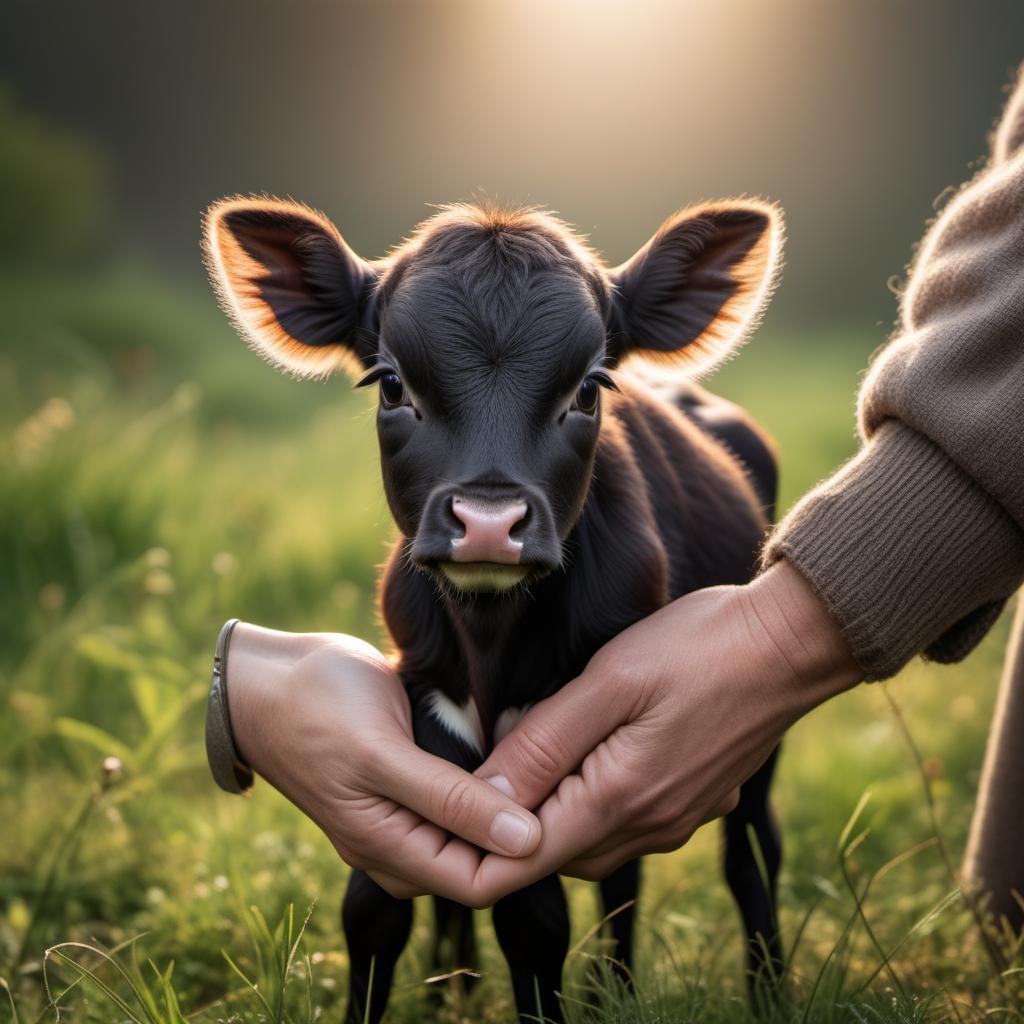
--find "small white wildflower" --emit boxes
[212,551,237,576]
[100,756,124,789]
[143,569,175,595]
[145,547,172,568]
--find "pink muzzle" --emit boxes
[449,496,527,564]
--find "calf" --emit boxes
[204,195,784,1022]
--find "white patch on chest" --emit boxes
[494,704,532,745]
[427,690,484,755]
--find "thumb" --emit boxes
[373,737,542,857]
[474,670,628,810]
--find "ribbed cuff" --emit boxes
[762,421,1024,680]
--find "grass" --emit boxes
[1,267,1022,1022]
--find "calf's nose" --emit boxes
[450,496,527,564]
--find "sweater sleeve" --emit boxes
[762,71,1024,680]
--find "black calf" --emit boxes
[205,194,788,1021]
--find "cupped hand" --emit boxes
[223,625,540,905]
[467,559,863,896]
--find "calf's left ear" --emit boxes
[202,196,378,380]
[608,200,783,373]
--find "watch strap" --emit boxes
[205,618,255,794]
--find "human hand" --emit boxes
[223,624,541,902]
[464,559,862,896]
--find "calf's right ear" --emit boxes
[608,200,783,375]
[202,196,378,380]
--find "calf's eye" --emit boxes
[574,377,599,415]
[380,373,405,408]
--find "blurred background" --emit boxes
[2,1,1023,1020]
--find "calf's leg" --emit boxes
[597,858,641,985]
[429,896,478,999]
[341,870,413,1024]
[492,873,569,1023]
[722,745,783,999]
[408,698,484,1002]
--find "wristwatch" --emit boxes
[205,618,255,794]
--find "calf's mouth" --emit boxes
[437,561,533,593]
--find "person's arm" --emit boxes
[210,622,541,903]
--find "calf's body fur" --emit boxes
[204,196,786,1022]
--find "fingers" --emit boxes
[330,730,634,907]
[716,788,741,818]
[357,744,738,905]
[471,769,623,900]
[555,785,742,867]
[366,869,423,900]
[474,670,632,810]
[563,835,668,882]
[330,797,500,907]
[372,742,541,857]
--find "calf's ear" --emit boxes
[203,196,378,380]
[608,200,783,374]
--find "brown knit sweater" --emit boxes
[763,71,1024,681]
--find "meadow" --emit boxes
[1,264,1022,1024]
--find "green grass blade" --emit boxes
[222,950,275,1019]
[46,946,148,1024]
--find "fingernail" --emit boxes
[482,774,516,798]
[490,810,534,855]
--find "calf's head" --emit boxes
[204,198,782,594]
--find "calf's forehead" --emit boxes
[380,266,608,388]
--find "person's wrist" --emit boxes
[746,559,863,709]
[220,622,314,776]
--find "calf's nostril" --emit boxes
[508,503,529,541]
[447,495,468,537]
